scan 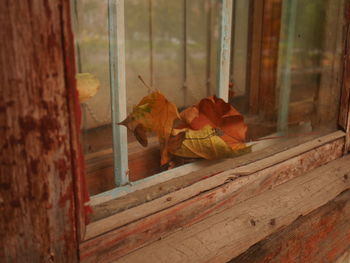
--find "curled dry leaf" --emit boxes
[119,91,180,165]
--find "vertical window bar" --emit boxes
[216,0,233,101]
[183,0,188,107]
[228,0,236,100]
[148,0,154,87]
[205,0,213,97]
[108,0,129,186]
[277,0,298,132]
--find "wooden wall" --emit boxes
[0,1,80,262]
[1,1,350,263]
[230,190,350,263]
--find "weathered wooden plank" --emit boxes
[84,137,344,240]
[230,190,350,263]
[115,155,350,263]
[339,0,350,131]
[317,0,345,127]
[336,248,350,263]
[247,0,264,114]
[340,1,350,152]
[257,0,282,120]
[62,0,89,241]
[0,0,79,261]
[80,137,344,260]
[90,130,344,219]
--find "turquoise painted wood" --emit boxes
[108,0,129,186]
[216,0,233,101]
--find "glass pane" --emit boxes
[71,0,116,194]
[72,0,345,196]
[124,0,226,182]
[240,0,344,151]
[124,0,221,111]
[278,0,344,131]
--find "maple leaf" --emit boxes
[179,95,248,150]
[119,91,180,165]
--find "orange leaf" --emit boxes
[119,91,180,165]
[181,96,247,149]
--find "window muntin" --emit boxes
[72,0,345,198]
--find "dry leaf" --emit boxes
[134,123,148,147]
[120,91,250,166]
[119,91,180,165]
[76,73,100,103]
[180,96,247,150]
[170,125,250,160]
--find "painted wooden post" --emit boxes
[183,0,188,106]
[217,0,233,101]
[0,1,80,261]
[108,0,129,186]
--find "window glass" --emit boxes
[72,0,345,196]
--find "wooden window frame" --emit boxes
[71,0,350,261]
[2,1,349,262]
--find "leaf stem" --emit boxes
[138,75,153,93]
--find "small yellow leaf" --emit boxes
[76,73,100,103]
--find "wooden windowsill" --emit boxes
[112,155,350,263]
[83,130,345,241]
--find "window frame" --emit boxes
[104,0,234,188]
[70,0,350,260]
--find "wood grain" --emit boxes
[80,136,344,261]
[339,0,350,130]
[85,137,344,240]
[316,0,345,127]
[257,0,282,120]
[90,130,344,220]
[340,1,350,153]
[230,190,350,263]
[115,155,350,263]
[0,1,79,262]
[61,0,89,241]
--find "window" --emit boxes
[71,0,346,227]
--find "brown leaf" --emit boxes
[185,95,247,149]
[170,96,250,160]
[134,123,148,147]
[167,131,186,152]
[119,91,180,165]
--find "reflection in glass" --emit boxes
[72,0,345,196]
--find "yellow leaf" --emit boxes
[76,73,100,103]
[134,91,180,139]
[171,126,251,160]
